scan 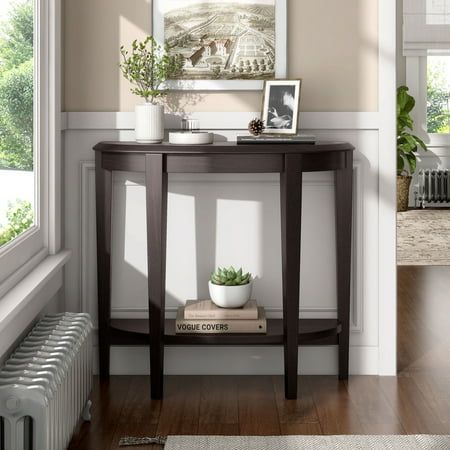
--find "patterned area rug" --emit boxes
[164,435,450,449]
[397,209,450,265]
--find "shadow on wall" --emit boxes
[164,92,206,116]
[108,174,284,314]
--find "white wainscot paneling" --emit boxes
[65,127,379,375]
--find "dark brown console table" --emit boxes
[93,141,354,399]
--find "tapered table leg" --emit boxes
[335,150,353,379]
[146,154,168,399]
[280,154,303,399]
[95,151,113,378]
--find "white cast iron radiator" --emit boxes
[416,169,450,207]
[0,313,93,450]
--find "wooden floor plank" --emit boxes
[398,266,450,375]
[280,422,323,435]
[68,376,132,450]
[199,375,239,425]
[117,375,161,425]
[411,373,450,428]
[109,423,159,450]
[67,266,450,447]
[155,376,201,436]
[305,376,364,435]
[198,423,240,435]
[378,375,448,434]
[237,376,281,435]
[346,376,405,434]
[108,376,162,450]
[272,376,321,434]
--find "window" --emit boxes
[0,0,35,249]
[0,0,55,287]
[427,55,450,134]
[404,0,450,144]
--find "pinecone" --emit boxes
[248,118,265,136]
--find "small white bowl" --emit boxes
[169,131,213,145]
[208,280,253,309]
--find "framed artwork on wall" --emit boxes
[261,79,301,134]
[153,0,287,90]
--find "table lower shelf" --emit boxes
[109,318,341,346]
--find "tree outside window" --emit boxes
[0,0,34,246]
[427,55,450,134]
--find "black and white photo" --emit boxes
[262,79,301,134]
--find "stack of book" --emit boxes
[236,134,316,144]
[175,299,266,334]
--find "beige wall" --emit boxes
[397,0,406,86]
[64,0,378,112]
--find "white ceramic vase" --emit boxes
[208,280,253,309]
[135,103,164,143]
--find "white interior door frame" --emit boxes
[378,0,397,376]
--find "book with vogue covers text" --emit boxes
[176,306,266,334]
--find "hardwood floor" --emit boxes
[68,266,450,449]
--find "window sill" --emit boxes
[428,134,450,149]
[0,250,71,356]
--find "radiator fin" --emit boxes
[0,313,93,450]
[417,169,450,207]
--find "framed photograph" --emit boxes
[153,0,287,90]
[261,79,301,134]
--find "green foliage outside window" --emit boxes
[0,200,33,246]
[427,57,450,134]
[0,0,34,248]
[0,0,33,171]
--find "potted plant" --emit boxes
[397,86,428,211]
[209,266,253,308]
[120,36,183,143]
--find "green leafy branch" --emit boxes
[119,36,184,103]
[0,200,33,246]
[397,86,427,175]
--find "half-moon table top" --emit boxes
[93,141,355,155]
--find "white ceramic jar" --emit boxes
[135,103,164,143]
[208,280,253,308]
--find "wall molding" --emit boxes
[64,111,380,131]
[92,343,379,375]
[80,161,95,318]
[419,149,450,158]
[80,160,364,333]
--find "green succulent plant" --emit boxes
[210,266,251,286]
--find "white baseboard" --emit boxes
[92,345,379,376]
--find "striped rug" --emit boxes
[164,434,450,449]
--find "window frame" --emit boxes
[0,0,61,288]
[405,54,450,149]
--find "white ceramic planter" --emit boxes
[208,280,253,309]
[135,103,164,143]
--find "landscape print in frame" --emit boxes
[153,0,287,90]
